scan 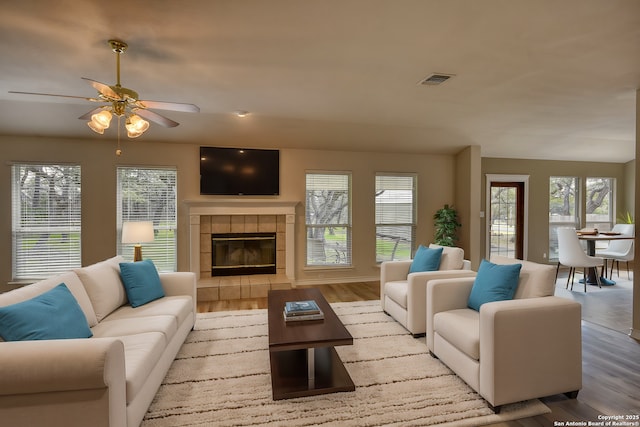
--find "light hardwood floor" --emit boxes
[196,276,640,426]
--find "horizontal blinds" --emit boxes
[305,172,351,266]
[12,164,82,279]
[375,174,416,262]
[117,167,177,272]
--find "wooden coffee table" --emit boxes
[267,288,355,400]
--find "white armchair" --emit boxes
[426,255,582,412]
[380,244,475,337]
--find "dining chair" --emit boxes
[556,227,605,291]
[597,224,634,280]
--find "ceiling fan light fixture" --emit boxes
[87,109,113,134]
[125,114,149,138]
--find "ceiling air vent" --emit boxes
[419,73,455,86]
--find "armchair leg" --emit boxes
[428,350,438,359]
[412,332,426,338]
[564,390,579,399]
[488,403,501,414]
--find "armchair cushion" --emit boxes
[429,244,464,270]
[409,245,442,273]
[468,259,521,311]
[433,308,479,360]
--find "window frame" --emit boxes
[11,163,82,280]
[374,172,417,262]
[304,171,352,268]
[116,166,178,272]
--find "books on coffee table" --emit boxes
[283,300,324,322]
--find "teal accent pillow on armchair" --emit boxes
[468,259,522,311]
[119,259,165,307]
[0,283,93,341]
[409,245,443,273]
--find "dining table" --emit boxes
[576,231,635,286]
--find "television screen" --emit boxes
[200,146,280,195]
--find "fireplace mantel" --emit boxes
[185,200,299,281]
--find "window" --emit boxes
[117,167,177,271]
[585,177,614,232]
[549,177,579,261]
[12,164,81,280]
[305,172,351,266]
[375,173,416,262]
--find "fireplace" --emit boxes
[211,232,276,276]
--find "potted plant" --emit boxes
[617,211,634,224]
[433,204,461,247]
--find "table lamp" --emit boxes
[122,221,154,262]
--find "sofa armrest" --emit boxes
[380,260,412,309]
[0,338,127,426]
[426,277,476,350]
[160,271,197,314]
[405,270,476,334]
[0,338,125,394]
[479,296,582,407]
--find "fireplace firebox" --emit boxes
[211,232,276,276]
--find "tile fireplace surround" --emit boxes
[186,200,298,301]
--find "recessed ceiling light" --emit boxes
[418,73,455,86]
[235,110,249,117]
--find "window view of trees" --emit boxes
[548,176,613,260]
[305,173,351,266]
[12,164,81,279]
[117,167,177,271]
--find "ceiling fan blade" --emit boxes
[9,91,103,102]
[136,99,200,113]
[78,107,105,121]
[135,108,179,128]
[81,77,121,100]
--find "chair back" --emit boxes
[602,224,634,259]
[490,255,556,298]
[557,227,595,266]
[611,223,634,236]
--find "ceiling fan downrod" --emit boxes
[108,39,127,88]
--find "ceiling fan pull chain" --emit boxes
[116,115,122,156]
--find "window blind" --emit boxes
[117,167,177,272]
[375,174,416,262]
[12,164,82,280]
[305,172,352,266]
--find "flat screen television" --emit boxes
[200,146,280,195]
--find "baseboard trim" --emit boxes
[294,275,379,287]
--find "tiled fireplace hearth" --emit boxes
[186,200,298,301]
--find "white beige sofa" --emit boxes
[0,256,196,427]
[426,255,582,412]
[380,244,476,336]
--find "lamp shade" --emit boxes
[122,221,155,244]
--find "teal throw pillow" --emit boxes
[0,283,93,341]
[468,259,522,311]
[119,259,165,307]
[409,245,443,273]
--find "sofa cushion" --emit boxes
[92,315,178,344]
[0,284,93,341]
[468,259,521,311]
[0,271,98,327]
[490,255,557,299]
[409,245,442,273]
[434,308,480,360]
[75,256,128,322]
[118,332,166,404]
[429,244,464,270]
[384,280,408,308]
[103,295,193,329]
[119,260,165,307]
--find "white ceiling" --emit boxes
[1,0,639,162]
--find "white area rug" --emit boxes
[143,301,549,426]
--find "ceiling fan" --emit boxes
[9,39,199,150]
